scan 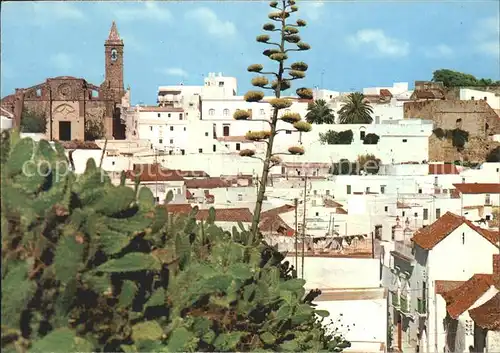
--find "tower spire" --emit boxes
[107,21,121,42]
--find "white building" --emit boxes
[459,88,500,110]
[1,107,13,131]
[384,212,500,352]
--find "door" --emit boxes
[59,121,71,141]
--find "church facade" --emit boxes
[1,22,127,140]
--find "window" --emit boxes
[471,96,475,100]
[402,139,407,143]
[384,206,388,212]
[168,113,171,118]
[462,232,465,245]
[181,149,185,155]
[183,127,186,131]
[486,214,491,221]
[238,194,243,201]
[198,148,203,153]
[462,177,465,183]
[236,143,241,151]
[169,150,173,155]
[434,176,438,185]
[209,109,215,116]
[366,187,370,193]
[205,132,209,136]
[169,139,173,144]
[213,145,216,152]
[159,139,163,144]
[260,109,265,115]
[436,208,441,219]
[347,185,351,194]
[219,81,224,87]
[286,130,292,134]
[315,212,319,217]
[360,131,366,140]
[170,126,174,131]
[381,185,386,194]
[312,200,317,206]
[402,211,405,217]
[423,208,428,220]
[223,109,229,116]
[486,194,491,205]
[326,190,330,196]
[179,113,183,120]
[223,125,230,137]
[157,113,161,118]
[414,212,418,217]
[418,188,422,194]
[313,190,317,196]
[150,126,153,131]
[112,161,115,166]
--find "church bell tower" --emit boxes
[102,21,124,103]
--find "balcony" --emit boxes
[393,240,415,262]
[417,298,427,316]
[391,293,400,307]
[399,296,409,313]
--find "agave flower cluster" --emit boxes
[233,0,313,238]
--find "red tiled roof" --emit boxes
[127,164,185,182]
[324,199,343,208]
[336,207,348,214]
[412,212,499,250]
[379,89,392,97]
[428,164,459,175]
[441,274,497,319]
[185,178,232,189]
[165,203,193,214]
[261,204,295,218]
[195,208,253,222]
[469,292,500,330]
[435,280,465,295]
[452,183,500,194]
[259,215,293,234]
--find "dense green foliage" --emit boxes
[20,107,47,134]
[319,130,353,145]
[1,130,350,352]
[357,154,381,175]
[363,133,379,145]
[305,100,335,124]
[337,93,373,124]
[84,119,106,141]
[485,146,500,162]
[432,69,500,88]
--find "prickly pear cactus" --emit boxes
[1,130,350,352]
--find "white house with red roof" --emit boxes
[385,212,500,352]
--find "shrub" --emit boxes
[246,130,272,141]
[0,130,350,353]
[268,98,293,109]
[291,62,308,72]
[363,133,379,145]
[20,107,47,133]
[251,76,269,87]
[357,154,381,174]
[319,130,353,145]
[432,128,445,139]
[271,79,291,91]
[485,146,500,162]
[247,64,263,73]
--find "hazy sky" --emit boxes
[1,1,499,104]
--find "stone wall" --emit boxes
[428,134,500,162]
[404,100,500,136]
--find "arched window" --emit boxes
[260,109,265,115]
[223,108,229,116]
[359,126,366,140]
[209,109,215,116]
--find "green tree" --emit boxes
[337,92,373,124]
[305,99,335,124]
[20,107,47,133]
[319,130,353,145]
[1,130,350,352]
[236,0,313,241]
[432,69,500,87]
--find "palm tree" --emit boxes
[337,92,374,124]
[305,99,335,124]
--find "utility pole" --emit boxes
[301,175,307,279]
[294,198,298,271]
[154,149,158,204]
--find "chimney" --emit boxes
[493,254,500,275]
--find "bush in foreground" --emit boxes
[1,130,350,352]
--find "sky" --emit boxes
[1,1,499,105]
